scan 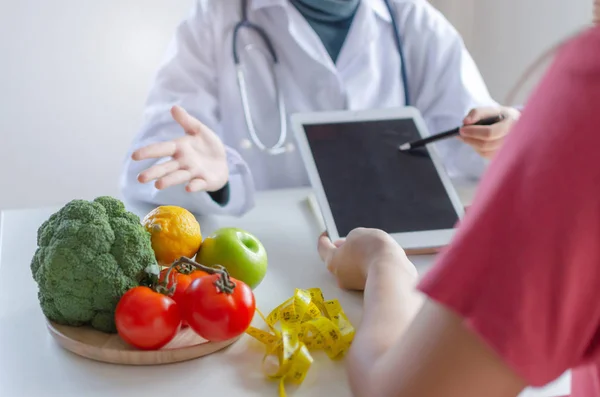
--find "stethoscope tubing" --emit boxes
[232,0,409,155]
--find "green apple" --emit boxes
[196,227,267,289]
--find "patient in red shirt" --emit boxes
[317,23,600,397]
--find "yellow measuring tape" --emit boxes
[245,288,355,397]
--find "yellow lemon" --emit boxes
[142,206,202,266]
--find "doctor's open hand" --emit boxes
[460,106,521,159]
[132,106,228,193]
[318,228,418,291]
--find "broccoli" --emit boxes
[30,196,159,333]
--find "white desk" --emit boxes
[0,187,570,397]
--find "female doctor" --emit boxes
[121,0,520,216]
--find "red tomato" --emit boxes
[115,286,181,350]
[184,274,256,342]
[189,270,210,280]
[160,268,192,306]
[160,268,209,327]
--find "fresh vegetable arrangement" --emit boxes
[30,198,265,350]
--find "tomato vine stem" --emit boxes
[158,257,237,296]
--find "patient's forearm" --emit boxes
[346,260,423,396]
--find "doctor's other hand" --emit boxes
[317,228,418,291]
[132,106,228,193]
[460,106,521,159]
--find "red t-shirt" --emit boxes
[418,26,600,396]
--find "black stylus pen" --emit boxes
[398,114,506,151]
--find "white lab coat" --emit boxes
[121,0,497,217]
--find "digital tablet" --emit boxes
[291,107,465,252]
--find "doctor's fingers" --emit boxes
[459,123,509,141]
[186,178,208,192]
[171,105,210,136]
[463,107,502,124]
[137,160,180,183]
[459,136,504,153]
[132,141,177,161]
[155,169,193,190]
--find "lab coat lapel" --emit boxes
[335,1,378,72]
[250,0,337,73]
[285,5,337,73]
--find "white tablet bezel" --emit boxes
[291,107,465,251]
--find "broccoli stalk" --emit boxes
[30,196,159,333]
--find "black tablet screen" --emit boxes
[303,118,460,237]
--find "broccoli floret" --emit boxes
[30,196,159,333]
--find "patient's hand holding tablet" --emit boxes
[292,107,465,253]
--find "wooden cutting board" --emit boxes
[47,321,240,365]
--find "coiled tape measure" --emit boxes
[245,288,355,396]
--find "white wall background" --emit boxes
[0,0,594,210]
[430,0,593,104]
[0,0,195,210]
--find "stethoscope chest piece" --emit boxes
[240,138,253,150]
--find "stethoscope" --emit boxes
[233,0,409,155]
